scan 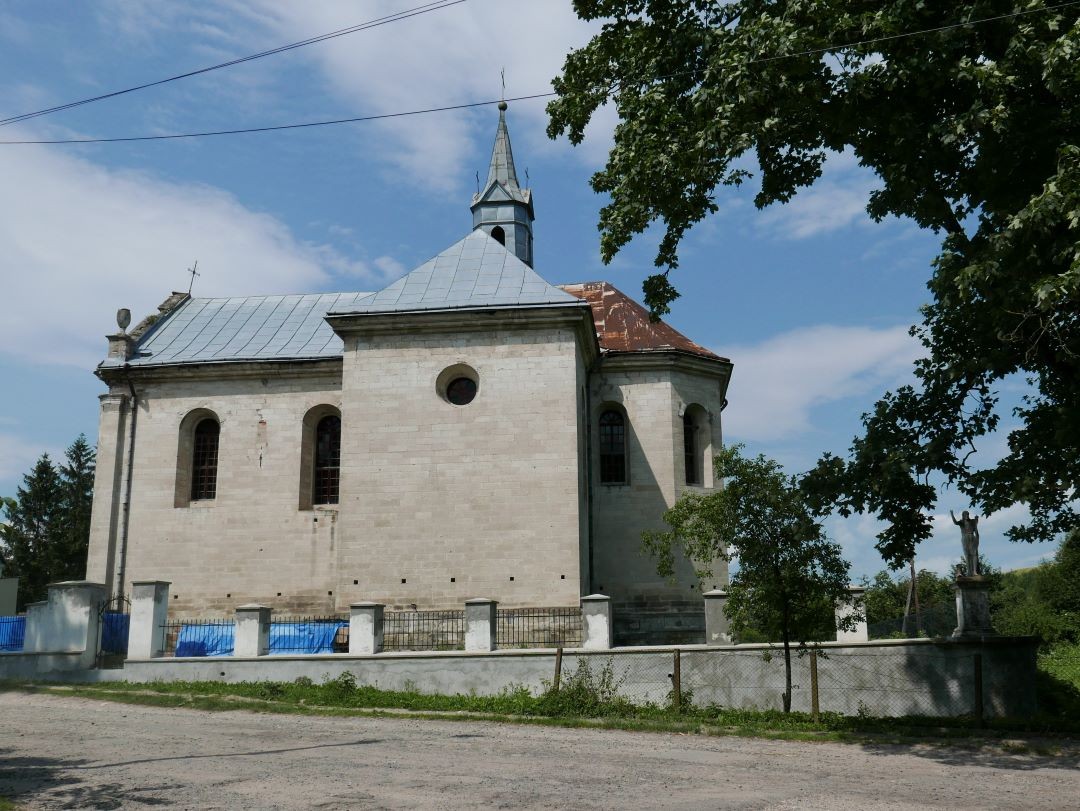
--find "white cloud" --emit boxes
[98,1,606,191]
[0,138,377,368]
[0,431,54,483]
[722,324,920,442]
[757,150,880,239]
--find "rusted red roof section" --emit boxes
[560,282,728,361]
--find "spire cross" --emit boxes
[186,260,200,294]
[500,67,506,101]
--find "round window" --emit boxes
[436,363,480,406]
[446,377,477,406]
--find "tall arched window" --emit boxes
[313,415,341,505]
[191,419,220,500]
[684,410,702,486]
[598,409,627,484]
[490,225,506,246]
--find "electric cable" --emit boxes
[1,0,1075,146]
[0,0,466,128]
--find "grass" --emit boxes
[7,656,1080,749]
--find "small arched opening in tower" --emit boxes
[490,225,506,246]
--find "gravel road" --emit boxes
[1,691,1077,810]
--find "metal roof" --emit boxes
[560,282,728,362]
[328,230,583,316]
[103,291,373,368]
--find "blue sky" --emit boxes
[0,1,1057,579]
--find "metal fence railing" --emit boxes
[383,610,464,652]
[868,603,957,640]
[269,616,348,655]
[162,619,236,657]
[0,616,25,652]
[496,607,582,649]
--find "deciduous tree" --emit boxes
[644,446,854,712]
[549,1,1080,561]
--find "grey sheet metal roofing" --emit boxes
[327,230,583,315]
[103,291,373,368]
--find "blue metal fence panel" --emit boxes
[0,616,25,652]
[101,612,130,655]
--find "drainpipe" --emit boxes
[115,372,138,599]
[584,356,601,594]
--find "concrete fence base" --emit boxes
[96,636,1039,719]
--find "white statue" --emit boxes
[950,510,980,576]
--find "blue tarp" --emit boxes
[0,616,25,652]
[101,612,130,655]
[173,621,345,657]
[269,621,346,655]
[176,623,235,657]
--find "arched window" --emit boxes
[490,225,506,246]
[598,409,627,484]
[313,415,341,505]
[191,419,220,500]
[299,404,342,510]
[684,409,704,486]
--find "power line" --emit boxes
[0,0,466,128]
[0,93,557,145]
[2,1,1075,147]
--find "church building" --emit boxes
[86,105,734,643]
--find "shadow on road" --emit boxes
[0,749,176,808]
[0,738,384,808]
[857,740,1080,772]
[83,737,384,770]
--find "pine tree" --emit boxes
[56,434,95,583]
[0,454,63,609]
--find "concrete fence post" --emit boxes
[22,581,107,664]
[465,598,497,652]
[22,601,48,653]
[349,602,384,655]
[581,594,612,650]
[235,604,271,657]
[128,581,171,659]
[835,586,869,643]
[703,589,732,645]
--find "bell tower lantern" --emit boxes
[471,102,535,266]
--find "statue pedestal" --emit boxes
[952,576,995,639]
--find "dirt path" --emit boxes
[1,692,1077,810]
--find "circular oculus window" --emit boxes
[436,363,480,406]
[446,376,477,406]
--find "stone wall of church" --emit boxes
[335,324,585,611]
[87,368,346,616]
[589,360,729,644]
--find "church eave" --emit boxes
[95,356,343,385]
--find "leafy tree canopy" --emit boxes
[549,1,1080,563]
[644,445,853,711]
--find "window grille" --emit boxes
[684,411,700,486]
[191,419,220,500]
[314,415,341,505]
[598,409,626,484]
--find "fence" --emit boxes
[496,607,582,649]
[566,646,986,719]
[869,603,956,640]
[383,610,464,651]
[0,616,24,652]
[162,619,236,657]
[269,616,348,655]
